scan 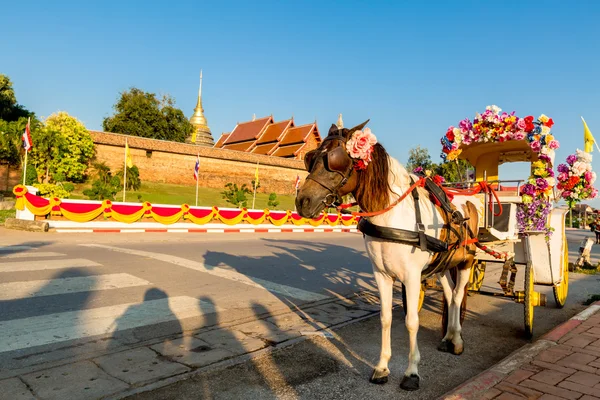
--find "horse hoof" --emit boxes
[400,374,420,391]
[451,343,464,356]
[437,340,451,353]
[370,368,389,384]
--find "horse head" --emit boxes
[296,119,392,218]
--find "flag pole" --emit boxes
[195,153,199,207]
[252,162,258,209]
[22,149,28,185]
[122,138,128,202]
[22,117,30,185]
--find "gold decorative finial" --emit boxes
[252,113,256,121]
[188,69,214,146]
[336,113,344,129]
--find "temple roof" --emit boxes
[251,142,278,155]
[214,115,322,160]
[223,116,273,145]
[271,143,305,158]
[214,133,230,148]
[221,141,254,152]
[279,123,316,145]
[256,119,293,144]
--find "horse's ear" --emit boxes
[328,124,339,136]
[345,119,370,139]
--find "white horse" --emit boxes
[295,121,479,391]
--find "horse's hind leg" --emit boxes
[370,271,393,384]
[399,275,421,391]
[448,267,471,355]
[438,267,470,355]
[437,270,456,352]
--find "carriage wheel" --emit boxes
[524,262,534,339]
[441,269,468,337]
[401,283,425,315]
[468,261,486,292]
[553,236,569,308]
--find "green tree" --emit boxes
[0,74,32,122]
[103,88,194,142]
[0,74,37,169]
[434,159,472,183]
[116,165,142,191]
[406,145,433,172]
[83,162,121,200]
[267,193,279,209]
[221,182,252,208]
[30,125,65,182]
[43,112,95,182]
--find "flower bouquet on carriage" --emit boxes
[439,105,598,239]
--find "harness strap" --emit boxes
[410,177,428,252]
[357,218,448,253]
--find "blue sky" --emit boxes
[3,1,600,204]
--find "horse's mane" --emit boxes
[354,143,394,212]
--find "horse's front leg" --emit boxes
[399,275,421,391]
[370,271,394,384]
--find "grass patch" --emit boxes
[71,181,298,210]
[0,209,16,224]
[584,294,600,306]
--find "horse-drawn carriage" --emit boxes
[295,106,583,391]
[435,108,570,338]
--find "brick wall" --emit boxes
[0,164,22,192]
[91,131,309,195]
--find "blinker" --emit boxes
[304,145,352,174]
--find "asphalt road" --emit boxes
[0,228,598,400]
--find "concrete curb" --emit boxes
[439,300,600,400]
[54,227,359,234]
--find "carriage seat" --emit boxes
[478,202,519,242]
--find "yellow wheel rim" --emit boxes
[524,263,534,338]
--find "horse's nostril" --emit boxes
[302,197,311,209]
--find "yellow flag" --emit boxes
[583,116,596,153]
[125,140,133,168]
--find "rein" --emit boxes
[336,177,427,217]
[337,179,503,218]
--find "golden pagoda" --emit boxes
[188,70,215,146]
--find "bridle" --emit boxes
[303,135,355,208]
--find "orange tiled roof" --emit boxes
[256,119,293,144]
[224,116,272,145]
[221,141,254,152]
[271,143,305,158]
[252,142,278,155]
[214,133,230,148]
[279,123,315,145]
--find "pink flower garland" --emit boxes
[347,128,377,170]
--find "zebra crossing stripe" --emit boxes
[0,296,217,353]
[0,273,151,300]
[0,252,65,259]
[81,244,329,302]
[0,259,101,273]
